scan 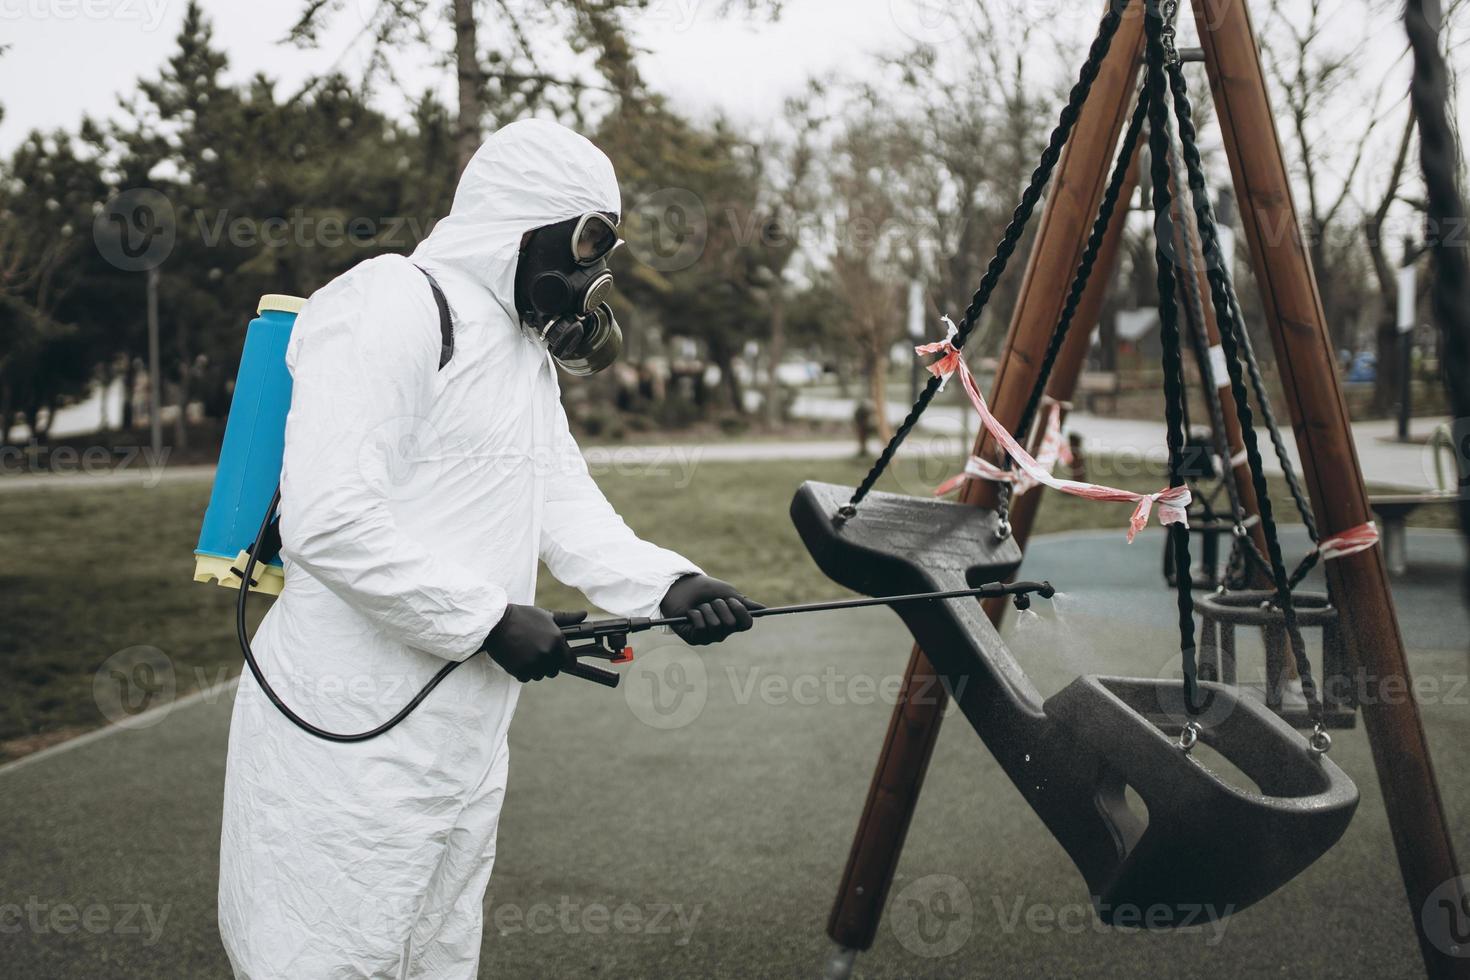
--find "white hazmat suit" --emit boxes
[219,119,700,979]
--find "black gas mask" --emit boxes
[513,211,623,376]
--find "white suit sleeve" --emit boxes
[278,258,506,659]
[539,399,700,617]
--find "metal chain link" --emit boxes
[1160,0,1182,66]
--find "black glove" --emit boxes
[659,574,763,646]
[482,605,586,682]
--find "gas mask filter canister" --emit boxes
[513,211,624,376]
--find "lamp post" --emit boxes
[146,266,162,458]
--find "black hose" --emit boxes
[235,489,471,743]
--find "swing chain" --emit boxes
[1163,52,1330,742]
[1179,719,1201,752]
[1308,722,1332,756]
[1160,0,1181,66]
[995,482,1012,540]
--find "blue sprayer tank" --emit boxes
[193,294,306,596]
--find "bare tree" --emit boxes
[289,1,780,173]
[749,91,823,424]
[823,116,917,443]
[1261,0,1386,357]
[289,1,645,172]
[877,1,1059,347]
[1364,109,1419,412]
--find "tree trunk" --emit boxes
[121,356,137,431]
[1367,226,1402,417]
[0,381,12,446]
[174,318,190,452]
[97,362,112,434]
[37,394,56,442]
[764,289,786,425]
[1406,0,1470,585]
[453,0,483,175]
[1368,111,1418,415]
[1099,311,1117,372]
[864,344,893,444]
[1373,317,1401,416]
[720,354,745,414]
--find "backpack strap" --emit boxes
[414,264,455,370]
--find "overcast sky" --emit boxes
[0,0,947,152]
[0,0,1457,225]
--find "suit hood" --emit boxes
[411,118,621,321]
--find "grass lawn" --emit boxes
[0,453,1457,760]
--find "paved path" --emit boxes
[0,413,1449,495]
[1,527,1464,978]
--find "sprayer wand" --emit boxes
[560,580,1055,687]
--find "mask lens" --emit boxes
[573,213,620,265]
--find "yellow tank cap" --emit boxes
[258,293,307,315]
[194,551,285,597]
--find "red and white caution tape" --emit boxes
[937,399,1071,497]
[1315,521,1379,561]
[920,319,1190,542]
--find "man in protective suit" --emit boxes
[218,118,758,978]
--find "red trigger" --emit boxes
[612,646,634,665]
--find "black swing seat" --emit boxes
[791,481,1358,926]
